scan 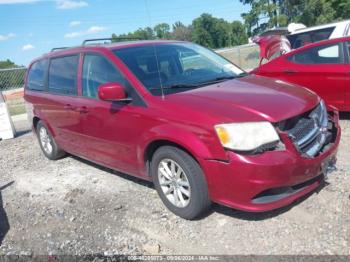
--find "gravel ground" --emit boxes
[0,115,349,256]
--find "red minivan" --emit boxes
[24,39,340,219]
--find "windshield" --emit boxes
[113,43,244,96]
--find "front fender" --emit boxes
[136,123,227,175]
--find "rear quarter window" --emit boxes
[48,55,79,95]
[27,59,48,91]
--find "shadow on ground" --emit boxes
[0,181,14,246]
[340,112,350,120]
[69,154,329,221]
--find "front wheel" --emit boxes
[151,146,211,220]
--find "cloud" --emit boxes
[64,26,106,38]
[69,20,81,27]
[22,44,34,51]
[0,33,15,41]
[56,0,88,9]
[87,26,105,34]
[0,0,38,4]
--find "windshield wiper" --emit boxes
[198,75,236,85]
[163,83,200,89]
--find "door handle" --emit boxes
[63,104,75,110]
[77,106,89,114]
[283,69,298,74]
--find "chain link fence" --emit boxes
[0,67,27,91]
[216,43,260,71]
[0,67,27,116]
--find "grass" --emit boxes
[8,105,26,116]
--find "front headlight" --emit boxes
[215,122,280,151]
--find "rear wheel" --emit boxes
[151,146,211,220]
[36,121,65,160]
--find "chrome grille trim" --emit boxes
[288,100,329,158]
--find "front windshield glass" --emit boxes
[113,43,245,96]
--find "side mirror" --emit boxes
[98,82,131,102]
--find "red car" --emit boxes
[24,39,340,219]
[253,36,350,111]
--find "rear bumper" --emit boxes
[201,110,340,212]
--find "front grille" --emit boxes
[280,101,335,158]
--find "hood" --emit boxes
[165,75,319,123]
[253,35,291,61]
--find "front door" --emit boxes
[78,52,146,176]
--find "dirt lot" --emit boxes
[0,115,349,256]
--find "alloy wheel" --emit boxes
[157,158,191,208]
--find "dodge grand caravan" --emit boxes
[24,39,340,219]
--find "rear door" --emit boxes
[45,54,85,153]
[77,52,147,175]
[275,42,347,110]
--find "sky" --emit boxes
[0,0,249,66]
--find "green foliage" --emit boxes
[154,23,171,39]
[191,14,248,48]
[0,59,18,69]
[111,14,248,49]
[240,0,350,36]
[171,21,193,41]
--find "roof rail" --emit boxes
[82,37,142,46]
[51,47,69,52]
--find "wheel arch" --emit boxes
[143,139,202,176]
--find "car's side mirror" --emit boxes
[98,82,131,102]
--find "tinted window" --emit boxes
[48,55,79,95]
[82,54,126,99]
[289,43,342,64]
[27,59,48,91]
[347,42,350,62]
[287,27,335,49]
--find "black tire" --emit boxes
[151,146,211,220]
[36,120,66,160]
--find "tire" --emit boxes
[36,120,66,160]
[151,146,211,220]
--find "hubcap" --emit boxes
[39,127,53,154]
[158,159,191,208]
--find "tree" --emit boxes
[171,22,193,41]
[191,13,247,48]
[111,13,248,49]
[240,0,350,36]
[332,0,350,19]
[112,27,155,41]
[293,0,335,26]
[0,59,18,69]
[154,23,170,39]
[231,21,248,46]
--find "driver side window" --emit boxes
[82,54,126,99]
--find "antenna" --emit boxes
[144,0,165,99]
